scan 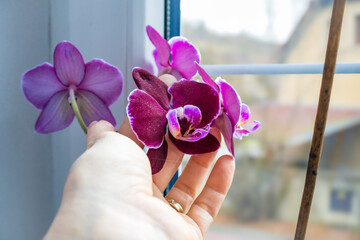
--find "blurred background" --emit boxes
[181,0,360,239]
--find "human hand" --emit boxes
[44,120,235,240]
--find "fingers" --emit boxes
[153,128,221,193]
[164,150,219,213]
[118,117,144,148]
[152,134,184,192]
[187,155,235,237]
[86,120,115,149]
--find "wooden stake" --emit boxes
[294,0,346,239]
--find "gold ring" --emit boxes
[166,199,184,214]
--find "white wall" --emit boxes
[0,0,163,239]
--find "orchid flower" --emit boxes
[146,25,200,80]
[22,41,123,133]
[196,63,260,155]
[127,68,221,174]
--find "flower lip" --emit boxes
[167,105,209,142]
[168,79,221,128]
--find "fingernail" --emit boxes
[224,154,235,161]
[88,121,98,128]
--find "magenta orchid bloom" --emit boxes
[127,68,221,174]
[22,41,123,133]
[196,63,260,155]
[146,25,200,80]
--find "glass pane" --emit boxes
[181,1,360,239]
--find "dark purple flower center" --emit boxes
[179,116,196,136]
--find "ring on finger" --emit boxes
[166,198,184,214]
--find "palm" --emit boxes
[45,120,234,240]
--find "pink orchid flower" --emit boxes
[146,25,200,80]
[196,63,260,155]
[127,68,221,174]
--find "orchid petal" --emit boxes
[127,90,167,148]
[234,121,260,139]
[146,25,170,68]
[53,41,85,86]
[177,128,209,142]
[35,90,74,133]
[169,132,220,154]
[76,90,117,127]
[78,59,123,106]
[166,109,181,139]
[147,140,168,175]
[167,105,202,136]
[167,105,207,142]
[195,63,219,92]
[22,63,66,109]
[132,68,170,110]
[215,113,235,155]
[238,103,250,126]
[217,78,241,127]
[182,105,202,128]
[169,37,200,79]
[169,80,220,128]
[152,50,166,75]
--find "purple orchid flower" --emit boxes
[146,25,201,80]
[127,68,221,174]
[22,41,123,133]
[196,63,260,155]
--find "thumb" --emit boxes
[86,120,116,149]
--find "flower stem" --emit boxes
[69,87,87,134]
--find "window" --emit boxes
[356,15,360,44]
[179,1,360,239]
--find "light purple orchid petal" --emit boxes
[195,63,219,92]
[76,90,117,127]
[169,132,220,154]
[166,109,181,139]
[182,105,202,128]
[238,103,250,126]
[35,90,74,133]
[147,140,168,175]
[217,78,241,127]
[169,37,200,79]
[22,63,66,109]
[234,121,260,140]
[53,41,85,86]
[146,25,170,68]
[169,80,220,128]
[152,50,166,75]
[132,68,170,110]
[127,89,167,148]
[234,129,249,139]
[215,113,235,155]
[78,59,123,106]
